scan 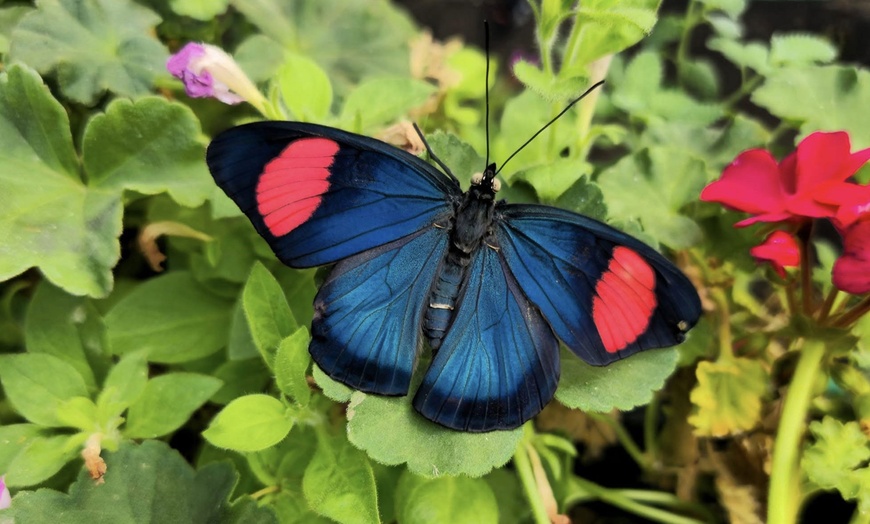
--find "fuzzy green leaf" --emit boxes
[9,0,166,104]
[339,77,436,133]
[557,347,679,412]
[243,262,297,368]
[3,440,278,523]
[4,433,81,487]
[303,433,380,524]
[0,353,89,427]
[707,37,770,74]
[803,417,870,509]
[313,364,354,403]
[395,470,499,524]
[554,175,607,221]
[277,53,333,122]
[0,5,32,54]
[203,394,293,452]
[124,373,223,439]
[770,33,837,66]
[346,389,522,478]
[96,352,149,421]
[697,0,746,18]
[105,271,233,363]
[0,65,122,298]
[275,327,312,407]
[0,424,44,473]
[515,159,593,202]
[689,358,768,437]
[565,1,659,69]
[83,97,213,207]
[169,0,229,20]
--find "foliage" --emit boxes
[0,0,868,522]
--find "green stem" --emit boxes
[710,288,733,359]
[833,295,870,329]
[767,339,826,524]
[588,412,649,469]
[569,476,705,524]
[513,437,551,524]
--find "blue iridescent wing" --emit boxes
[495,204,702,366]
[311,226,450,396]
[412,245,560,432]
[207,122,460,267]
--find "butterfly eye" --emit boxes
[470,172,484,185]
[492,178,501,192]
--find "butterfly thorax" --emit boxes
[423,165,500,350]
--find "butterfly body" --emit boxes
[207,121,702,432]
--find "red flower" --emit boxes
[816,182,870,228]
[833,218,870,294]
[701,132,870,227]
[749,231,800,277]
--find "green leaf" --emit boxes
[515,158,593,202]
[803,417,870,509]
[0,5,33,54]
[313,364,353,403]
[204,394,293,452]
[243,262,297,368]
[83,97,213,207]
[25,281,102,391]
[0,64,122,298]
[56,397,99,431]
[708,37,770,74]
[124,373,222,439]
[211,358,271,405]
[426,131,484,189]
[752,65,870,148]
[303,433,380,524]
[231,0,416,96]
[228,297,261,360]
[0,424,44,473]
[770,33,837,66]
[688,358,768,437]
[105,271,233,363]
[556,347,679,412]
[3,440,279,523]
[697,0,746,18]
[346,389,522,478]
[484,469,529,524]
[564,1,659,69]
[554,175,607,221]
[9,0,167,104]
[513,60,587,100]
[96,352,149,421]
[395,470,499,524]
[4,433,81,487]
[0,353,89,427]
[597,147,706,249]
[339,77,436,133]
[275,327,312,407]
[277,53,333,122]
[169,0,229,20]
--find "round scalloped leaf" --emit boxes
[556,347,679,412]
[346,390,521,478]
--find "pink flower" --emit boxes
[749,231,800,277]
[0,475,10,510]
[701,132,870,227]
[816,182,870,229]
[833,218,870,294]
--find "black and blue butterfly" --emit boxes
[206,119,702,432]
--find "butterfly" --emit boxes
[206,119,702,432]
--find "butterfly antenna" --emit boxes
[484,20,491,171]
[413,122,459,183]
[495,80,605,175]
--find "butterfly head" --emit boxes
[470,163,501,197]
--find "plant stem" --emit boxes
[514,436,552,524]
[799,228,814,316]
[569,476,706,524]
[588,412,649,469]
[833,295,870,328]
[817,288,840,323]
[710,288,733,359]
[767,339,826,524]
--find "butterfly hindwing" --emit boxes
[311,226,450,396]
[412,244,561,432]
[495,204,702,366]
[207,122,460,267]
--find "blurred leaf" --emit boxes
[0,353,88,427]
[339,77,435,133]
[4,434,81,487]
[275,327,312,407]
[708,37,770,74]
[395,470,499,524]
[0,4,32,54]
[277,53,333,122]
[564,0,659,71]
[105,271,233,363]
[303,433,380,524]
[513,60,587,100]
[83,97,213,207]
[211,358,271,405]
[555,175,607,221]
[0,424,44,473]
[556,347,679,412]
[770,33,837,66]
[803,417,870,511]
[346,388,521,478]
[234,34,285,84]
[96,352,149,421]
[9,0,167,104]
[689,358,768,437]
[752,65,870,148]
[515,158,593,202]
[3,440,278,523]
[203,394,293,452]
[0,65,122,298]
[697,0,746,18]
[56,397,99,431]
[243,262,297,369]
[124,373,222,439]
[679,59,719,100]
[484,469,529,524]
[169,0,229,20]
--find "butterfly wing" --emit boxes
[412,245,560,432]
[495,204,701,366]
[207,122,460,267]
[311,226,449,396]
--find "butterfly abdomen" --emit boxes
[423,255,464,350]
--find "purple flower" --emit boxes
[0,475,10,510]
[167,43,266,113]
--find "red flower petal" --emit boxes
[749,231,800,277]
[701,149,787,216]
[833,219,870,294]
[817,182,870,228]
[794,132,853,191]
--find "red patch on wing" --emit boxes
[256,138,340,236]
[592,247,657,353]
